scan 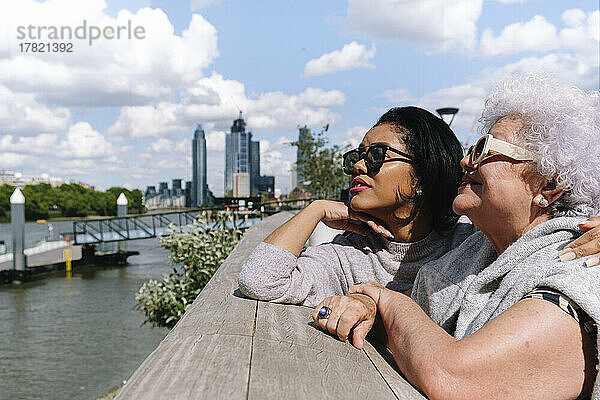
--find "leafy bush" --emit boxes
[135,214,243,328]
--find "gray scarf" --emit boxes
[412,217,600,398]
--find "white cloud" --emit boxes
[563,9,587,27]
[340,126,368,148]
[0,133,59,154]
[107,72,345,138]
[0,122,114,159]
[346,0,482,52]
[0,1,219,107]
[480,10,599,57]
[106,102,187,138]
[256,136,295,193]
[0,85,71,135]
[146,138,173,153]
[559,10,599,52]
[0,152,30,167]
[303,42,375,77]
[174,138,189,153]
[495,0,527,3]
[376,88,414,104]
[414,51,599,141]
[417,83,487,139]
[206,131,225,151]
[297,88,346,108]
[480,15,557,57]
[59,122,114,158]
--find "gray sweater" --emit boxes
[238,220,477,306]
[412,216,600,398]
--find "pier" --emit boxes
[115,212,425,399]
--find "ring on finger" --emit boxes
[317,306,331,319]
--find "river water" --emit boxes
[0,220,171,400]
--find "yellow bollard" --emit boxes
[63,248,72,279]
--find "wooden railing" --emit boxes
[115,211,425,399]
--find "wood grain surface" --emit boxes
[116,211,425,400]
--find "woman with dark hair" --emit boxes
[238,106,478,307]
[313,75,600,398]
[239,104,600,313]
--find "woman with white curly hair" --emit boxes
[314,74,600,399]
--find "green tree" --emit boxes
[0,184,15,220]
[291,124,349,200]
[0,182,146,220]
[22,184,51,220]
[261,190,270,203]
[135,214,243,328]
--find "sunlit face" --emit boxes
[453,116,541,230]
[349,124,417,220]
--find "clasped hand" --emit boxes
[312,282,386,349]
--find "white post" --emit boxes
[117,193,128,253]
[11,188,25,279]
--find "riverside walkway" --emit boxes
[116,211,425,400]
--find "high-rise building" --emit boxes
[158,182,169,195]
[250,140,260,194]
[295,126,311,188]
[225,111,253,195]
[144,186,156,199]
[192,124,207,206]
[184,181,192,207]
[172,179,182,196]
[224,112,275,197]
[256,175,275,196]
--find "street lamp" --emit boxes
[436,107,459,127]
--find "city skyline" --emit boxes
[0,1,598,196]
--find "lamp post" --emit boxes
[11,188,25,282]
[117,193,128,253]
[436,107,459,127]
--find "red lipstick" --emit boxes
[350,177,372,194]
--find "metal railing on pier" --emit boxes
[69,198,316,245]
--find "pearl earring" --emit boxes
[416,189,423,197]
[539,197,549,207]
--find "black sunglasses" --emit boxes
[342,143,413,175]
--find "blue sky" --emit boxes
[0,0,598,195]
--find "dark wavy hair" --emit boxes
[375,106,463,232]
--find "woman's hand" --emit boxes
[312,293,377,349]
[316,200,394,238]
[347,282,386,305]
[560,217,600,266]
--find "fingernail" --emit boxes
[559,247,572,255]
[559,251,576,262]
[585,256,600,268]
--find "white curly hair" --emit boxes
[480,73,600,217]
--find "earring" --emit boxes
[535,194,549,207]
[416,189,423,197]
